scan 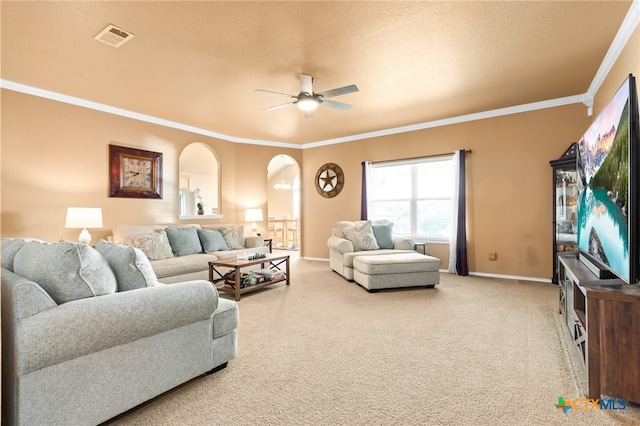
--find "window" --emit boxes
[368,156,454,241]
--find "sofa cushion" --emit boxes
[372,223,395,249]
[150,253,218,279]
[343,221,379,251]
[112,224,201,245]
[165,227,203,256]
[2,238,25,272]
[219,226,244,249]
[13,241,117,304]
[197,229,229,252]
[95,240,159,291]
[353,252,441,274]
[342,249,416,267]
[131,231,174,260]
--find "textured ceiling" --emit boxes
[0,1,634,145]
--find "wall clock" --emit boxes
[315,162,344,198]
[109,144,163,199]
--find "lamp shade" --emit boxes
[65,208,103,228]
[245,209,263,233]
[245,209,263,222]
[65,208,103,244]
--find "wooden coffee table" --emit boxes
[208,254,290,301]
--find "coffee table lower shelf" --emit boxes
[208,254,290,301]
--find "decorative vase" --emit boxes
[197,207,204,215]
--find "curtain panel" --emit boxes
[361,161,371,220]
[448,150,469,275]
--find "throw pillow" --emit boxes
[219,226,244,250]
[13,241,117,304]
[343,221,380,251]
[333,221,357,239]
[131,231,174,260]
[2,237,25,272]
[372,223,394,249]
[197,229,229,252]
[95,240,159,291]
[165,227,203,256]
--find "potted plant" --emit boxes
[194,188,205,215]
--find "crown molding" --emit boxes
[587,0,640,98]
[302,95,585,149]
[0,78,588,150]
[0,80,300,149]
[2,0,638,151]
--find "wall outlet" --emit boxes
[489,252,497,261]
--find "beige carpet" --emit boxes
[107,258,640,425]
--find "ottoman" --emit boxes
[353,252,440,291]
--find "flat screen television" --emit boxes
[576,74,640,283]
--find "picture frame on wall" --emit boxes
[109,144,163,199]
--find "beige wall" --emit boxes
[2,28,638,281]
[301,27,640,280]
[0,91,301,243]
[302,105,591,279]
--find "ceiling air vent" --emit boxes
[94,24,134,48]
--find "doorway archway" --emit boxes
[178,143,220,218]
[267,155,301,249]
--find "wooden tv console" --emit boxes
[558,253,640,403]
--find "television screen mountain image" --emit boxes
[577,78,632,282]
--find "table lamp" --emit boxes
[65,207,103,244]
[245,209,263,233]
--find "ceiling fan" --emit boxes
[256,74,359,118]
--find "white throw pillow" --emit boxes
[95,240,160,291]
[14,241,117,304]
[219,226,245,249]
[131,231,174,260]
[343,221,380,251]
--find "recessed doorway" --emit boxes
[267,155,300,250]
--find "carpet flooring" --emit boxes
[106,258,640,425]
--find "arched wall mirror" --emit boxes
[267,155,301,250]
[179,143,220,218]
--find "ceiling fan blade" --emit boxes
[320,99,353,110]
[317,84,359,99]
[264,102,296,111]
[304,110,314,119]
[255,89,296,99]
[299,74,314,95]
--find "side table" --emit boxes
[414,242,428,255]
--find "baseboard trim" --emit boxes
[301,256,329,262]
[468,271,551,283]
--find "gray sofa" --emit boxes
[1,238,239,426]
[327,220,416,280]
[112,224,270,283]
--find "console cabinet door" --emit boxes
[550,144,577,283]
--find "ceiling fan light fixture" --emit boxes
[297,94,318,112]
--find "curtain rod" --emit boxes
[370,149,472,165]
